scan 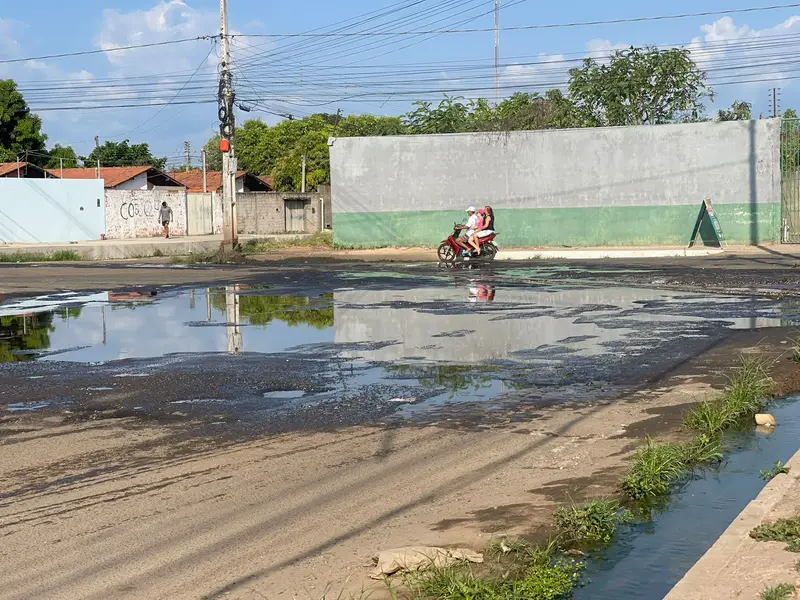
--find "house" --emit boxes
[46,166,185,190]
[0,162,58,179]
[168,170,274,193]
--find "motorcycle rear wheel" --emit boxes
[482,243,498,260]
[438,243,457,262]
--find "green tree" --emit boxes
[45,144,80,169]
[566,47,712,126]
[0,79,48,162]
[83,139,166,170]
[403,95,473,133]
[337,114,407,137]
[718,101,752,121]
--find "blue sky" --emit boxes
[2,0,800,165]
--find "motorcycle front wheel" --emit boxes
[438,243,457,262]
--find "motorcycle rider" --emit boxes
[455,206,480,254]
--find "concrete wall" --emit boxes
[236,191,331,234]
[105,189,187,239]
[330,120,782,247]
[0,179,105,243]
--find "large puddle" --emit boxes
[575,396,800,600]
[2,282,799,417]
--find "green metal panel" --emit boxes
[781,118,800,242]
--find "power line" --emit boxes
[0,36,214,65]
[231,2,800,37]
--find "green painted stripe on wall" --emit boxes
[332,203,781,248]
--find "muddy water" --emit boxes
[575,397,800,600]
[1,282,799,419]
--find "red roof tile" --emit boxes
[46,166,151,188]
[167,170,271,192]
[0,162,29,176]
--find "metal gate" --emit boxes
[285,200,306,232]
[186,193,213,235]
[781,118,800,242]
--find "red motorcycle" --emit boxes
[437,223,499,263]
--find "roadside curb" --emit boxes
[663,446,800,600]
[496,248,725,261]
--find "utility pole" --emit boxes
[494,0,500,105]
[770,87,782,118]
[94,136,100,150]
[301,154,307,193]
[218,0,238,248]
[184,141,191,170]
[60,157,64,179]
[201,148,208,193]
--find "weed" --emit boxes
[750,517,800,552]
[683,400,733,435]
[0,250,81,262]
[791,335,800,364]
[761,461,791,481]
[684,356,774,436]
[760,583,796,600]
[796,558,800,572]
[621,435,722,500]
[152,249,165,257]
[405,556,583,600]
[724,355,774,416]
[241,231,333,254]
[485,537,535,558]
[554,499,634,546]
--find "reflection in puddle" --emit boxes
[263,390,307,399]
[0,288,334,363]
[3,401,51,412]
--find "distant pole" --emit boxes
[184,141,191,170]
[201,149,208,193]
[301,154,307,193]
[773,88,778,118]
[94,136,100,150]
[16,156,20,177]
[60,157,63,178]
[96,159,101,179]
[494,0,500,105]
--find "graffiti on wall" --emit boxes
[105,190,187,239]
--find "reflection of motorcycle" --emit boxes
[456,279,497,303]
[437,223,499,263]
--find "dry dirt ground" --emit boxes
[2,329,799,600]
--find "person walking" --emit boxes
[158,201,173,238]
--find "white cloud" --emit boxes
[96,0,218,75]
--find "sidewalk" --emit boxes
[2,237,800,262]
[664,447,800,600]
[0,234,309,261]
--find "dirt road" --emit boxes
[2,259,800,599]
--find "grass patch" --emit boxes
[554,499,634,547]
[241,231,333,254]
[0,250,81,262]
[621,434,722,500]
[404,551,583,600]
[761,461,791,482]
[760,583,796,600]
[750,517,800,552]
[684,356,774,436]
[170,249,249,265]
